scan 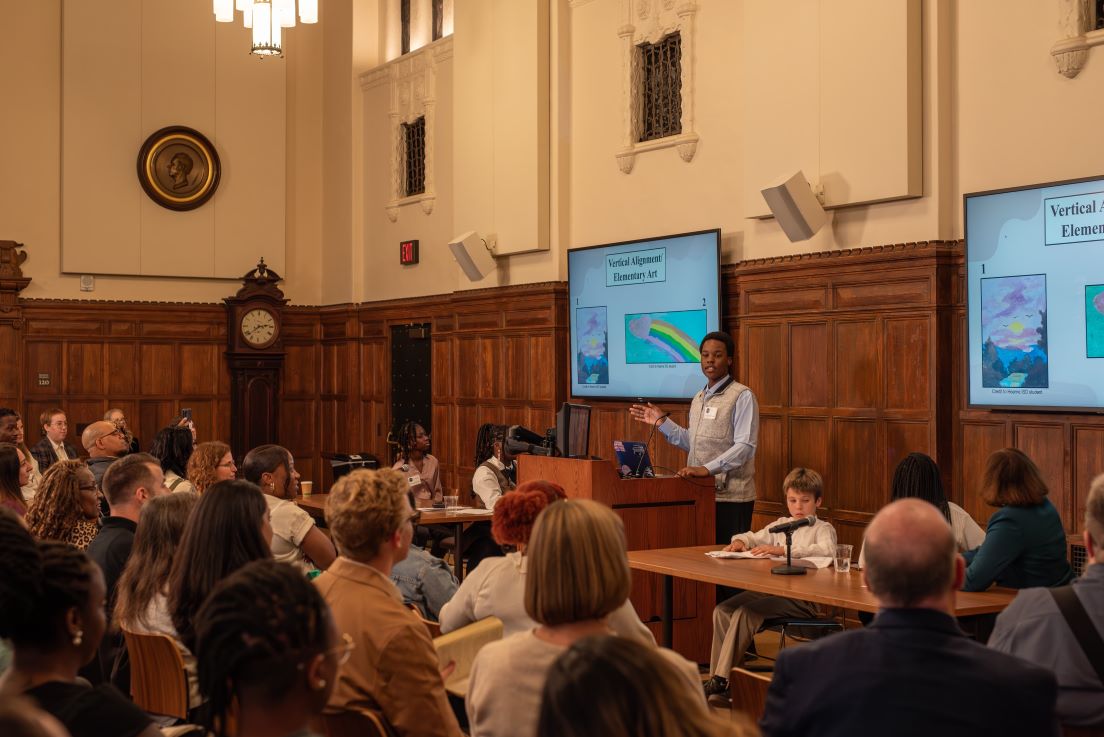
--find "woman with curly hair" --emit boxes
[0,443,31,517]
[438,480,654,644]
[150,426,195,494]
[185,441,236,495]
[25,461,100,550]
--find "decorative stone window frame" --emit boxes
[364,37,451,223]
[1052,0,1103,77]
[615,0,699,174]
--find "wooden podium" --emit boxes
[517,455,714,662]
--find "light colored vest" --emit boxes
[688,377,757,503]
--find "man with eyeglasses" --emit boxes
[30,407,78,473]
[82,420,131,516]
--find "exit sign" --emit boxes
[399,239,419,265]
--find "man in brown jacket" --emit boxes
[314,468,462,737]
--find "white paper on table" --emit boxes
[705,551,834,569]
[451,507,491,516]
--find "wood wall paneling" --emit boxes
[1073,426,1104,534]
[1013,423,1069,528]
[834,320,879,410]
[789,322,829,408]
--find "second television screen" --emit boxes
[568,229,720,401]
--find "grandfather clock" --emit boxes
[225,259,287,458]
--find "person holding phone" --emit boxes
[630,330,759,543]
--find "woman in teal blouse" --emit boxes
[962,448,1073,592]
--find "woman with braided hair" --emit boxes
[391,421,443,506]
[25,461,100,550]
[0,507,158,737]
[194,559,347,737]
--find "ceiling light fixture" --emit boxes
[214,0,318,58]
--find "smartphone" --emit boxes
[182,407,193,421]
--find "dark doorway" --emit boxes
[390,323,432,448]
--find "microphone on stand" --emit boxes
[634,412,671,478]
[769,515,818,534]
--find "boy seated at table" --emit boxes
[704,467,838,700]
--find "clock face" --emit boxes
[241,308,278,348]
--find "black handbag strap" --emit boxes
[1049,585,1104,685]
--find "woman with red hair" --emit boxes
[438,480,654,645]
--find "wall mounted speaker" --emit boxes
[760,171,828,242]
[448,231,497,282]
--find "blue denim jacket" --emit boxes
[390,545,459,620]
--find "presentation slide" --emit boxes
[568,230,720,400]
[965,175,1104,411]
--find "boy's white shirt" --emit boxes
[730,516,838,559]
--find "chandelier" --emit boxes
[213,0,319,58]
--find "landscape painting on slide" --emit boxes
[576,306,610,384]
[1087,285,1104,358]
[625,310,706,364]
[981,274,1049,388]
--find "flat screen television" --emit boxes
[964,174,1104,412]
[568,229,721,401]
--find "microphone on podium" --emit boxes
[768,515,817,534]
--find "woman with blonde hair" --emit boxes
[25,461,100,550]
[185,441,237,495]
[538,635,756,737]
[466,499,704,737]
[439,481,654,643]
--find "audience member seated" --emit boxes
[243,444,335,573]
[84,453,170,686]
[150,426,195,494]
[26,461,100,550]
[29,409,76,475]
[858,452,985,568]
[759,498,1059,737]
[0,508,159,737]
[114,493,199,708]
[962,447,1073,592]
[706,468,837,701]
[439,481,655,644]
[103,409,139,455]
[0,443,31,517]
[185,441,236,495]
[316,468,462,737]
[80,422,129,491]
[989,472,1104,729]
[463,423,514,572]
[466,499,704,737]
[0,410,40,502]
[194,560,347,737]
[391,491,458,620]
[0,694,71,737]
[392,421,451,556]
[538,635,754,737]
[169,479,273,656]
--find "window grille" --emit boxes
[638,32,682,142]
[433,0,444,41]
[401,0,411,55]
[1070,540,1088,577]
[403,117,426,196]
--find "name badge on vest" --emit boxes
[702,406,718,420]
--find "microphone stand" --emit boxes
[771,529,807,576]
[634,412,669,478]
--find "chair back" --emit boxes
[312,710,396,737]
[407,603,442,639]
[432,616,503,697]
[729,666,771,723]
[123,629,189,720]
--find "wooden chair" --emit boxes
[728,666,771,723]
[432,616,503,698]
[760,610,844,651]
[312,710,396,737]
[123,629,189,720]
[407,603,442,639]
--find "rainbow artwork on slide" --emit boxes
[625,310,706,364]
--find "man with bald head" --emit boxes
[760,498,1058,737]
[83,420,130,489]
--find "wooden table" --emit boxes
[627,545,1017,647]
[296,494,493,581]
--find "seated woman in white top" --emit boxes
[466,499,705,737]
[857,452,985,568]
[463,423,514,572]
[242,445,336,574]
[439,480,655,645]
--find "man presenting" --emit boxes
[630,330,759,541]
[759,499,1058,737]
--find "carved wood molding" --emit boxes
[616,0,699,173]
[734,240,963,272]
[1051,0,1102,78]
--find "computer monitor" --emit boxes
[554,402,591,459]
